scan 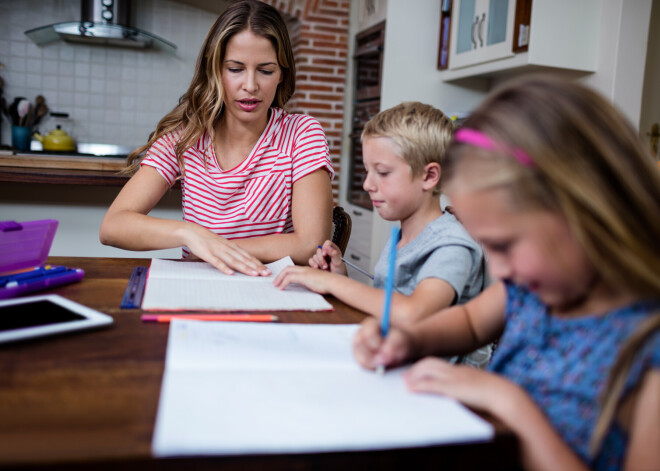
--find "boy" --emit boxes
[274,102,485,345]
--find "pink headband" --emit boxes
[454,128,534,168]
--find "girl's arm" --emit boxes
[405,360,590,471]
[353,281,507,369]
[234,169,333,265]
[623,369,660,471]
[99,166,268,276]
[409,281,507,357]
[388,278,457,328]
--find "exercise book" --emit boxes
[152,321,494,457]
[141,256,332,312]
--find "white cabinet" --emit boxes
[442,0,601,82]
[343,203,374,283]
[449,0,516,69]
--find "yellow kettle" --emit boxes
[34,125,76,152]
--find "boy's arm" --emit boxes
[273,266,399,317]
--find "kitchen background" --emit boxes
[0,0,224,150]
[0,0,658,268]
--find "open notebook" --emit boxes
[152,321,494,456]
[141,256,332,312]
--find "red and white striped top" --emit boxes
[141,108,333,256]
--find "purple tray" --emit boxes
[0,220,59,274]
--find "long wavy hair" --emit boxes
[125,0,296,173]
[443,75,660,456]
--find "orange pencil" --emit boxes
[141,314,279,323]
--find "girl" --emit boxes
[100,0,333,276]
[353,75,660,470]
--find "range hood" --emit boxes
[25,0,176,55]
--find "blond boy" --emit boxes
[274,102,484,332]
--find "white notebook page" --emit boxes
[152,321,494,456]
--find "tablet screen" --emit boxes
[0,300,86,331]
[0,295,113,344]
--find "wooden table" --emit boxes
[0,257,520,470]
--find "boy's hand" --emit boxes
[352,318,416,371]
[273,265,334,294]
[309,241,346,275]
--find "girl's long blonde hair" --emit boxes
[444,74,660,455]
[125,0,295,173]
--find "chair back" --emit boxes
[331,206,352,254]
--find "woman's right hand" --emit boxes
[352,317,417,371]
[309,240,346,275]
[183,223,270,276]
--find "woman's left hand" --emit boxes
[404,357,516,415]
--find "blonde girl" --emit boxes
[353,75,660,470]
[100,0,333,275]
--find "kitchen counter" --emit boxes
[0,150,129,186]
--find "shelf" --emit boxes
[441,0,600,84]
[0,152,129,186]
[440,52,595,84]
[0,166,129,186]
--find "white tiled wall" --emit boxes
[0,0,217,149]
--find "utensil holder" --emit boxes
[11,126,31,152]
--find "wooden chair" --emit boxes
[331,206,352,254]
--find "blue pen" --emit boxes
[0,266,67,287]
[377,226,400,375]
[0,267,85,299]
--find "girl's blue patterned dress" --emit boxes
[488,282,660,470]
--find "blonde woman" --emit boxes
[100,0,333,276]
[353,76,660,470]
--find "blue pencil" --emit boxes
[377,226,400,374]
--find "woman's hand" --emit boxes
[404,357,516,415]
[352,317,418,371]
[309,241,346,275]
[183,223,270,276]
[273,265,335,293]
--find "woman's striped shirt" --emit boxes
[141,108,333,256]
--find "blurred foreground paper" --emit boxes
[152,321,493,456]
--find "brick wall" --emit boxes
[262,0,350,201]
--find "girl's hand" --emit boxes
[184,224,270,276]
[273,265,334,293]
[352,317,417,371]
[309,241,346,275]
[404,357,516,415]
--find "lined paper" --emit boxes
[141,257,332,312]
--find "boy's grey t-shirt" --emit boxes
[373,212,484,304]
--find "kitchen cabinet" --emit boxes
[343,203,374,284]
[442,0,601,82]
[449,0,516,70]
[347,21,385,211]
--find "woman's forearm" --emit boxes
[99,210,192,251]
[235,230,326,264]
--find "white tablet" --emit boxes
[0,294,114,344]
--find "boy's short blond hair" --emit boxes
[362,101,455,195]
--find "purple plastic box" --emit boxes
[0,220,59,274]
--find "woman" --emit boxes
[100,0,333,276]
